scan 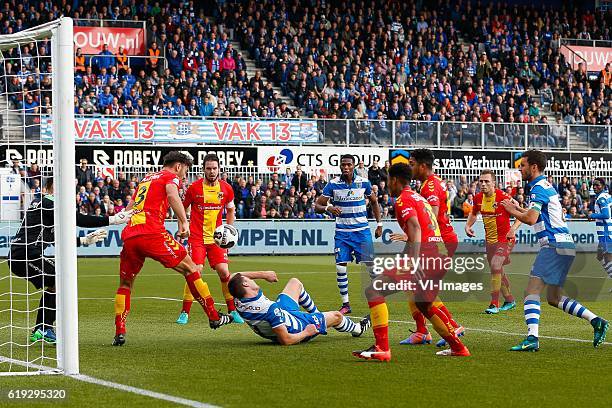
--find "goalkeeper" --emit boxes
[8,177,133,343]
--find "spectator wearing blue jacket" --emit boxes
[95,44,115,70]
[200,94,215,116]
[421,50,435,66]
[304,202,324,219]
[167,49,182,76]
[98,86,114,109]
[122,67,136,89]
[23,94,39,114]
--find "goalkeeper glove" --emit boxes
[79,229,108,246]
[109,209,134,225]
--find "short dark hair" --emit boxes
[228,273,247,299]
[203,153,220,166]
[388,163,412,183]
[340,154,355,164]
[410,149,435,169]
[594,177,606,186]
[521,150,547,172]
[162,151,193,167]
[480,169,496,180]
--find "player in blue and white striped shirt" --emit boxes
[501,150,608,351]
[588,178,612,279]
[228,271,370,345]
[315,155,382,314]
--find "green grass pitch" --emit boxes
[0,254,610,407]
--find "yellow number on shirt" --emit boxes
[134,181,151,209]
[424,202,440,233]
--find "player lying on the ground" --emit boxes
[9,177,133,343]
[501,150,608,351]
[588,178,612,281]
[228,271,371,345]
[176,153,243,325]
[353,163,470,361]
[465,169,519,315]
[113,151,233,346]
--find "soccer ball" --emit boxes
[214,224,239,249]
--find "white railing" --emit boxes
[560,38,612,48]
[60,115,610,152]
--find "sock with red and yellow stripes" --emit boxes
[408,300,428,334]
[490,272,502,308]
[424,305,465,352]
[220,274,236,312]
[181,282,194,314]
[185,272,220,321]
[501,273,514,302]
[369,298,389,351]
[433,299,459,329]
[114,287,131,336]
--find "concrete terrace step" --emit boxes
[231,41,298,111]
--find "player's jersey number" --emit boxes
[134,182,150,208]
[424,201,448,256]
[131,181,152,225]
[424,202,440,234]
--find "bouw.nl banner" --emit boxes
[40,117,320,144]
[73,26,146,55]
[560,45,612,72]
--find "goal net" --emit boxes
[0,18,77,376]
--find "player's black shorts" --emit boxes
[8,248,56,290]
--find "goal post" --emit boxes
[53,17,78,376]
[0,17,77,375]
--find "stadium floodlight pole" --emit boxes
[52,17,79,375]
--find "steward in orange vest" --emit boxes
[116,46,128,73]
[147,42,160,71]
[75,47,86,73]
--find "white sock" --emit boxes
[298,289,319,313]
[557,296,597,322]
[602,259,612,278]
[524,294,540,338]
[335,315,359,334]
[336,264,349,304]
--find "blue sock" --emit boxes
[335,315,359,334]
[524,294,540,338]
[601,259,612,278]
[557,296,596,322]
[298,289,319,313]
[336,264,349,304]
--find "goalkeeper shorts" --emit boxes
[9,249,56,289]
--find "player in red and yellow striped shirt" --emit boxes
[114,152,233,346]
[353,163,470,360]
[395,149,464,347]
[466,170,519,314]
[176,154,244,325]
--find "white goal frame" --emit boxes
[0,17,77,375]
